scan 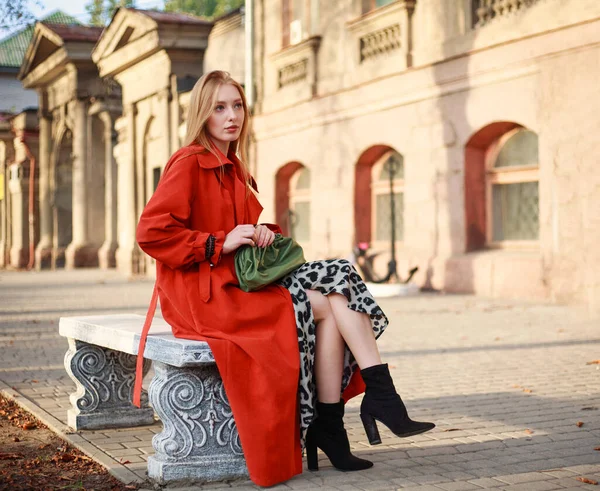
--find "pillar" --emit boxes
[0,141,9,268]
[35,111,53,269]
[65,99,95,268]
[8,162,28,268]
[115,104,138,275]
[98,111,118,269]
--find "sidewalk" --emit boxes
[1,268,600,490]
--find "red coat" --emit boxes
[136,145,302,486]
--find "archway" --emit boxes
[354,145,404,247]
[275,161,304,237]
[464,122,539,251]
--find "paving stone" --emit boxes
[494,472,553,484]
[435,482,484,491]
[495,481,563,491]
[466,477,505,488]
[440,471,478,480]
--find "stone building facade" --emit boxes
[249,0,600,313]
[0,11,80,269]
[92,9,213,276]
[0,110,39,269]
[19,22,109,269]
[3,1,600,314]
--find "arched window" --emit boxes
[487,129,539,243]
[371,151,404,244]
[289,167,311,242]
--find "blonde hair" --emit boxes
[184,70,251,186]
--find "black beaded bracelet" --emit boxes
[205,234,216,262]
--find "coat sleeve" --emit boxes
[136,156,225,270]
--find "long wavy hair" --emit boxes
[184,70,251,186]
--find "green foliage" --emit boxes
[213,0,244,18]
[163,0,243,19]
[85,0,135,26]
[0,0,40,29]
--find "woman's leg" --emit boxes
[320,295,435,443]
[326,293,382,369]
[306,289,345,403]
[305,289,373,471]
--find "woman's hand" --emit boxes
[223,224,257,254]
[253,224,276,248]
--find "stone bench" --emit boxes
[59,314,247,483]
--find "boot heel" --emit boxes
[306,431,318,471]
[361,413,382,445]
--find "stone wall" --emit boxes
[204,11,245,81]
[0,74,38,113]
[252,0,600,313]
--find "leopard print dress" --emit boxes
[277,259,389,447]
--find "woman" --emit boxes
[135,70,434,487]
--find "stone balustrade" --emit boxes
[360,24,401,62]
[474,0,541,28]
[279,59,309,88]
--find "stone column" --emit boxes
[169,75,180,153]
[400,0,416,68]
[65,98,93,268]
[35,111,53,269]
[115,104,138,276]
[0,141,9,268]
[8,162,28,268]
[98,111,117,269]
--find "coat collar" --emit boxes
[179,144,259,192]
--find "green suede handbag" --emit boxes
[234,234,306,292]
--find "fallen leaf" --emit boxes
[593,447,600,451]
[586,360,600,365]
[576,477,598,485]
[60,453,76,462]
[443,428,462,432]
[12,437,19,442]
[523,389,533,393]
[524,429,534,434]
[22,422,36,430]
[577,421,584,427]
[120,459,131,464]
[494,337,501,341]
[513,384,522,389]
[582,407,599,411]
[0,453,24,460]
[31,380,38,383]
[389,365,397,369]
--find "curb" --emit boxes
[0,379,147,486]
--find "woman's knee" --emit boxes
[306,289,332,322]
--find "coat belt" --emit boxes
[199,260,211,302]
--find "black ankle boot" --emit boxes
[360,364,435,445]
[306,400,373,471]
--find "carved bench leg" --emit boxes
[147,361,248,483]
[64,339,154,430]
